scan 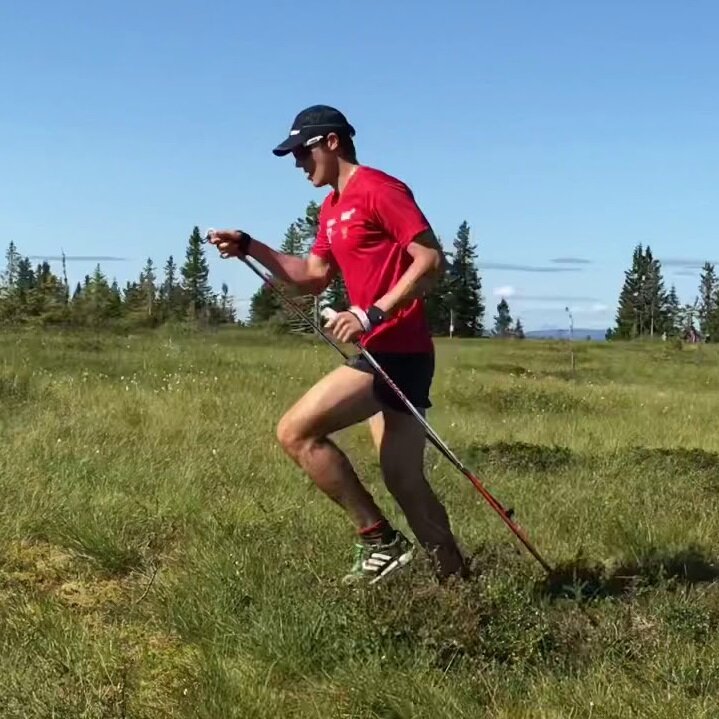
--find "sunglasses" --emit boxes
[292,134,325,159]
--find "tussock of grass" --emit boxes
[464,441,576,473]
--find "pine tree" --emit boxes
[219,283,236,323]
[84,264,119,324]
[614,245,643,338]
[613,244,668,339]
[280,223,305,256]
[448,221,484,337]
[2,241,21,289]
[160,255,183,320]
[181,226,211,317]
[277,217,315,332]
[697,263,717,336]
[513,318,525,339]
[707,285,719,343]
[664,285,681,337]
[296,201,321,254]
[641,247,668,337]
[140,257,157,319]
[492,298,513,337]
[21,261,66,322]
[249,283,280,324]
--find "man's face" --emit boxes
[292,133,340,187]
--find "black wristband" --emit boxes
[236,231,253,255]
[366,305,387,328]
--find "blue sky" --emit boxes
[1,0,717,330]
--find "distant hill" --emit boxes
[524,328,607,341]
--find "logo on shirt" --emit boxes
[326,218,336,244]
[340,208,357,239]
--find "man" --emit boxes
[209,105,466,584]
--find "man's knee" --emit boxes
[276,413,311,462]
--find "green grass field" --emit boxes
[2,328,719,718]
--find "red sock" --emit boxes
[358,518,394,545]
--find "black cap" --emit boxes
[272,105,355,157]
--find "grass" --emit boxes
[2,327,719,717]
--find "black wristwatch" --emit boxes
[366,305,387,328]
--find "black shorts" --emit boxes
[346,351,435,413]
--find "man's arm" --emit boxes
[372,229,446,316]
[249,239,336,295]
[211,230,335,295]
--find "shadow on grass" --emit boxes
[538,545,719,602]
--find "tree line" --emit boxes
[609,244,719,341]
[1,206,521,337]
[0,227,235,328]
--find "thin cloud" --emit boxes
[550,257,593,265]
[518,294,601,302]
[479,262,582,273]
[491,288,602,303]
[660,258,718,269]
[673,270,698,277]
[27,255,128,262]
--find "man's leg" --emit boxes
[276,365,385,530]
[370,408,466,579]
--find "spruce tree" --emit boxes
[614,244,643,339]
[296,201,321,254]
[664,285,681,337]
[280,223,305,256]
[219,283,236,323]
[71,264,116,325]
[181,226,211,317]
[697,263,717,336]
[492,298,513,337]
[280,221,315,331]
[17,258,35,294]
[707,286,719,343]
[2,241,21,290]
[641,247,668,337]
[160,255,183,320]
[140,257,157,319]
[249,283,280,324]
[448,221,484,337]
[513,318,525,339]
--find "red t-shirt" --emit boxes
[310,166,434,353]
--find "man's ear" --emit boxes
[325,132,341,151]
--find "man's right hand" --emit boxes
[207,229,250,258]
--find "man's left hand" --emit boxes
[326,311,364,343]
